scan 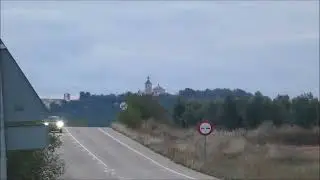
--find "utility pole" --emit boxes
[316,96,319,127]
[0,51,7,180]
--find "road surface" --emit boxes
[59,127,217,180]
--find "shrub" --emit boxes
[7,133,65,180]
[117,104,142,129]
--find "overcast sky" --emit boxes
[1,1,319,99]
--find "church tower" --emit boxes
[145,76,152,95]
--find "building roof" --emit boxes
[0,39,7,49]
[1,38,49,119]
[153,84,164,90]
[145,76,152,85]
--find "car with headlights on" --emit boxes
[43,116,65,133]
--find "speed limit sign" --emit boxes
[197,120,213,136]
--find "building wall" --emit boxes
[143,77,166,96]
[64,93,71,101]
[145,83,152,95]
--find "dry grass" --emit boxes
[112,120,320,180]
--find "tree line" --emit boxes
[49,89,319,130]
[115,90,319,131]
[173,91,319,130]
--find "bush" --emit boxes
[117,94,170,128]
[126,94,167,121]
[117,104,142,129]
[7,133,65,180]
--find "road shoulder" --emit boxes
[106,126,218,180]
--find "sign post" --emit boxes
[197,120,213,162]
[0,41,7,180]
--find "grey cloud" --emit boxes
[0,1,319,98]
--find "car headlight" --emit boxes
[44,122,49,126]
[56,120,64,128]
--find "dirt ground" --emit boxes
[112,121,320,180]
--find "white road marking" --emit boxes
[64,128,110,169]
[98,128,196,180]
[64,128,131,180]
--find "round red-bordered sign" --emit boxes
[197,120,214,136]
[120,102,128,111]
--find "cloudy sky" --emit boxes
[1,1,319,99]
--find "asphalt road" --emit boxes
[59,127,217,180]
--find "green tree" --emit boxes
[246,91,265,128]
[203,101,220,125]
[117,104,142,129]
[221,95,240,130]
[125,94,166,121]
[173,97,186,127]
[181,101,204,127]
[292,93,318,128]
[271,95,291,126]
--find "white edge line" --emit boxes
[98,128,196,180]
[64,127,109,169]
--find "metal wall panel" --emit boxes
[6,126,49,150]
[0,40,48,122]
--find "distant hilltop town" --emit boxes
[42,76,166,108]
[41,93,71,108]
[138,76,166,96]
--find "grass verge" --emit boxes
[112,120,319,180]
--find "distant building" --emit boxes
[145,76,153,95]
[64,93,71,101]
[143,76,165,96]
[41,99,64,108]
[137,90,144,96]
[153,84,165,96]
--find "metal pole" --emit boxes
[316,98,319,127]
[0,52,7,180]
[204,136,207,162]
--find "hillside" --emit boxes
[111,91,319,180]
[47,88,319,179]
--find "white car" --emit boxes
[43,116,65,133]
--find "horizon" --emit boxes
[39,86,319,100]
[1,1,319,99]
